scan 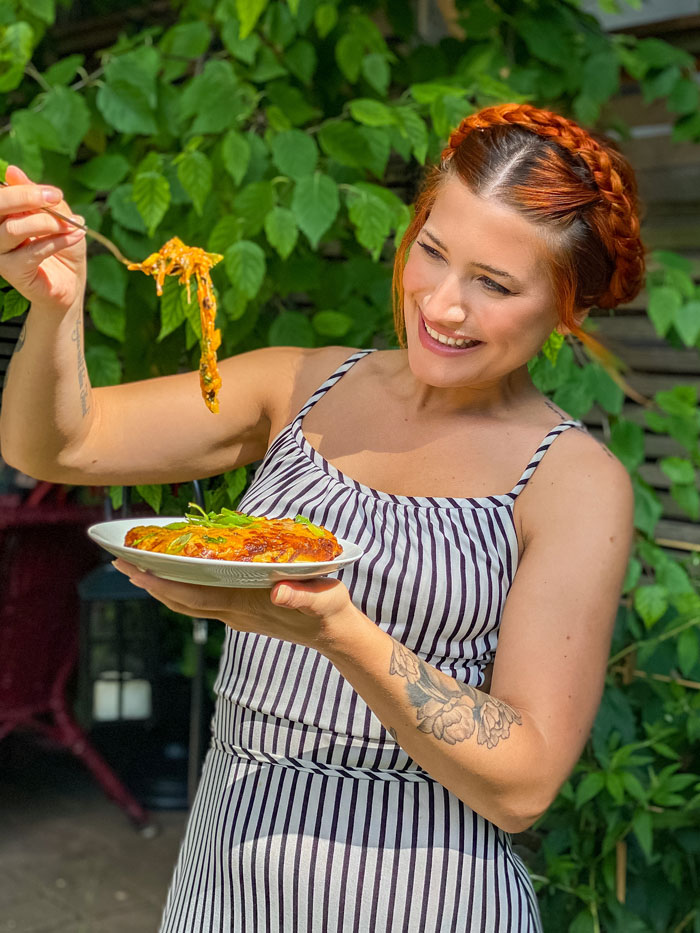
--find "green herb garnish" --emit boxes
[293,514,325,537]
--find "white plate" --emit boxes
[87,517,364,588]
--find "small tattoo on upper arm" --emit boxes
[389,641,521,749]
[71,319,90,417]
[388,726,398,741]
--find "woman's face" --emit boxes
[402,175,564,391]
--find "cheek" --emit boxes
[402,249,434,299]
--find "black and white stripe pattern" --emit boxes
[160,349,583,932]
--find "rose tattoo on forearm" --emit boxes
[389,641,521,748]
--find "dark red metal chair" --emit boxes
[0,491,151,829]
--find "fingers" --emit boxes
[0,211,84,253]
[1,171,63,216]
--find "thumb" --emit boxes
[5,164,33,186]
[270,578,345,615]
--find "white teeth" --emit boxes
[424,321,480,348]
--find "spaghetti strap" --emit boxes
[509,419,586,498]
[293,347,376,422]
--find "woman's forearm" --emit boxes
[0,299,97,479]
[321,606,551,833]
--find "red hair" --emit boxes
[392,103,647,367]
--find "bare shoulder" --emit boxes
[520,422,635,548]
[245,344,361,436]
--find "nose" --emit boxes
[421,272,466,325]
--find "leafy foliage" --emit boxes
[1,1,699,929]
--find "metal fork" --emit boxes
[0,179,135,266]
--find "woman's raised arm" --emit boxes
[0,167,333,487]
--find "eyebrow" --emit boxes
[422,228,519,282]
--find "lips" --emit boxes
[419,314,483,353]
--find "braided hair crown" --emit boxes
[441,103,646,310]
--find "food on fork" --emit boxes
[127,237,223,413]
[124,505,343,563]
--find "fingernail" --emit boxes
[276,585,291,602]
[68,214,85,226]
[41,186,62,203]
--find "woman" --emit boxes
[0,102,645,931]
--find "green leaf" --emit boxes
[633,809,653,860]
[136,484,163,514]
[668,75,700,115]
[222,287,248,321]
[642,65,681,105]
[224,240,266,299]
[621,556,641,594]
[224,466,247,505]
[221,18,260,64]
[291,173,339,248]
[132,172,171,236]
[358,125,391,179]
[85,345,122,388]
[541,330,564,365]
[609,419,645,472]
[647,285,681,337]
[181,60,240,134]
[582,51,619,103]
[270,129,318,179]
[208,215,245,255]
[97,80,158,135]
[515,11,575,68]
[660,457,695,485]
[632,477,663,537]
[87,296,125,342]
[575,771,605,808]
[318,120,368,168]
[314,2,337,38]
[221,130,251,186]
[349,98,395,128]
[39,86,91,158]
[233,180,275,236]
[22,0,54,25]
[677,627,700,678]
[109,485,123,511]
[264,206,298,260]
[75,154,131,191]
[361,53,390,95]
[43,54,84,87]
[346,186,393,260]
[2,289,29,322]
[177,150,212,216]
[159,21,211,82]
[87,255,128,308]
[585,364,624,415]
[312,310,352,337]
[671,483,700,521]
[569,909,595,933]
[11,110,62,153]
[107,185,147,234]
[236,0,268,39]
[394,106,428,164]
[0,23,33,93]
[157,277,189,341]
[284,39,316,85]
[269,310,314,347]
[655,384,697,418]
[634,584,668,628]
[674,299,700,346]
[622,772,647,803]
[335,33,364,83]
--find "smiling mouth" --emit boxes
[423,319,482,349]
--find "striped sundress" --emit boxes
[160,348,584,933]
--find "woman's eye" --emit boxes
[479,276,511,296]
[417,241,443,260]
